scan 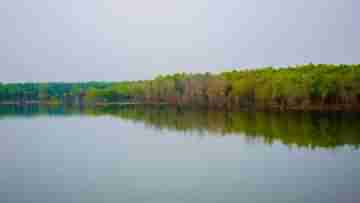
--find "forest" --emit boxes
[1,64,360,111]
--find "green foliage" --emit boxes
[1,64,359,110]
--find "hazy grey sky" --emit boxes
[0,0,359,82]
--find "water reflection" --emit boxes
[1,104,360,149]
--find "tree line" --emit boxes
[0,82,114,104]
[1,64,360,111]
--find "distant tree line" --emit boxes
[0,82,115,104]
[1,64,360,111]
[110,64,360,111]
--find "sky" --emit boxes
[0,0,359,83]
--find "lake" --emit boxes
[1,104,360,203]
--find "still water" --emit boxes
[1,104,360,203]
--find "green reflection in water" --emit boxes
[1,104,360,149]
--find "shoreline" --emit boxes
[1,101,360,112]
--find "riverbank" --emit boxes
[0,101,61,105]
[0,101,167,107]
[2,101,359,112]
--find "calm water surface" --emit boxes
[0,105,360,203]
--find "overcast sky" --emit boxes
[0,0,359,83]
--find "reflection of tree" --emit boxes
[94,105,360,149]
[1,104,359,149]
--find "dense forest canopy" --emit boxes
[1,64,360,111]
